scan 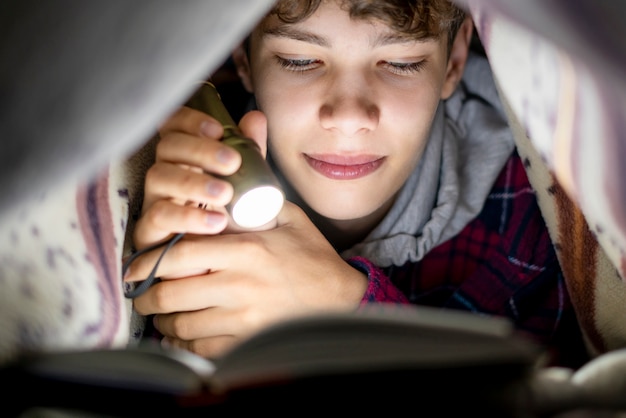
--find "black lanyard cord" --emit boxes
[123,232,186,299]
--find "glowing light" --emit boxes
[232,186,284,228]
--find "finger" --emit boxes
[274,200,307,227]
[125,239,222,286]
[157,132,241,176]
[154,308,243,342]
[133,200,228,250]
[132,266,243,313]
[142,161,234,212]
[132,273,208,312]
[162,335,239,359]
[159,106,223,139]
[238,110,268,157]
[128,230,270,288]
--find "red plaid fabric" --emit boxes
[350,151,589,368]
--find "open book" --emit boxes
[4,304,542,416]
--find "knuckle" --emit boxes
[236,234,265,256]
[179,207,200,226]
[150,283,175,312]
[186,339,207,356]
[132,298,150,316]
[144,164,161,185]
[178,169,198,190]
[145,201,170,229]
[241,309,263,330]
[170,315,192,340]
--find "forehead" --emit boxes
[255,3,440,45]
[258,21,428,50]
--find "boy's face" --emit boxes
[238,1,469,222]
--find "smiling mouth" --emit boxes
[304,154,385,180]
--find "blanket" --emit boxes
[1,0,626,414]
[0,137,155,361]
[465,0,626,357]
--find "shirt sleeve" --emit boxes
[348,256,409,304]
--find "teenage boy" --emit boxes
[126,0,587,367]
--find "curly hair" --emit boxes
[268,0,467,50]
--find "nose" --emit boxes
[319,77,380,137]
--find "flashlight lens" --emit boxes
[232,186,284,228]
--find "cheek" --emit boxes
[389,86,441,138]
[385,90,441,171]
[256,84,315,140]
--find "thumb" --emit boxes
[275,201,310,227]
[238,110,268,157]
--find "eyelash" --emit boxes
[275,56,426,75]
[383,60,427,75]
[275,57,319,72]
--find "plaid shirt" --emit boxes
[350,151,588,368]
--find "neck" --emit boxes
[293,192,394,253]
[313,214,380,253]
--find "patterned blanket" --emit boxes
[465,0,626,357]
[1,0,626,413]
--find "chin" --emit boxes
[308,197,383,222]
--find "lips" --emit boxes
[304,154,385,180]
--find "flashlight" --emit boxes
[186,81,284,229]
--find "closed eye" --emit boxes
[275,56,322,72]
[381,60,426,75]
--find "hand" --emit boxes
[133,107,269,276]
[125,201,368,359]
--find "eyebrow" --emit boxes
[373,33,432,47]
[262,26,329,47]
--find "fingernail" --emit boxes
[216,146,238,165]
[200,120,222,138]
[206,180,226,197]
[205,212,226,226]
